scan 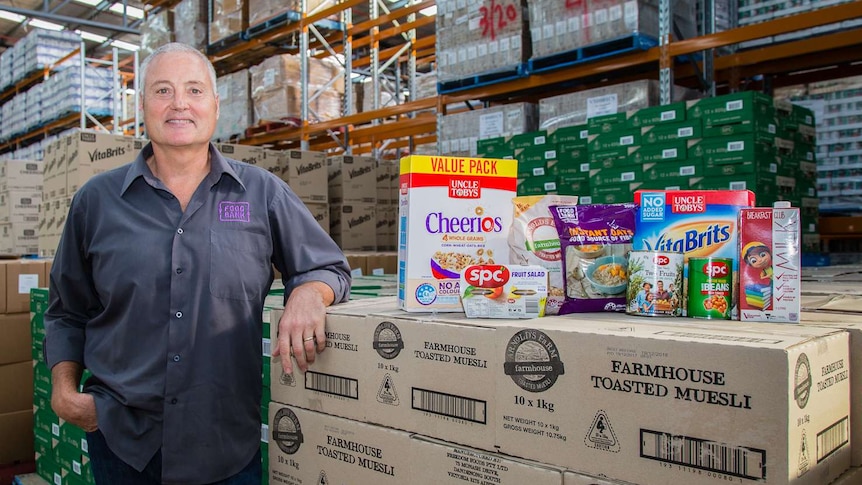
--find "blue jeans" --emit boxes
[86,430,262,485]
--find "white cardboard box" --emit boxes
[268,402,414,485]
[494,317,850,485]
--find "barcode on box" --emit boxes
[262,338,271,357]
[545,150,557,159]
[769,163,777,173]
[261,423,269,443]
[769,124,776,134]
[678,127,693,137]
[620,136,635,146]
[662,148,678,159]
[640,429,766,480]
[817,417,849,462]
[661,110,676,121]
[728,141,745,151]
[622,172,635,182]
[305,371,359,399]
[580,163,590,172]
[412,387,487,424]
[680,166,695,176]
[730,182,748,190]
[525,297,539,315]
[534,136,546,145]
[727,100,743,111]
[580,130,589,139]
[533,167,546,176]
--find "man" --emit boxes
[655,280,670,302]
[44,42,351,485]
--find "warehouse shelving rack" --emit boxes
[211,0,862,156]
[0,43,140,156]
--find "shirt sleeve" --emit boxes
[44,196,102,368]
[269,184,352,304]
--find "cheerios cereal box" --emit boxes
[398,155,518,312]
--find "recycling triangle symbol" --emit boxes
[377,373,400,405]
[318,470,328,485]
[585,410,620,452]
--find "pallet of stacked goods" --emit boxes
[435,0,530,93]
[140,9,174,59]
[738,0,859,49]
[327,155,378,252]
[30,286,95,485]
[171,0,208,52]
[213,69,252,143]
[0,159,43,256]
[527,0,696,74]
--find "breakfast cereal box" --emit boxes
[633,190,755,316]
[398,155,518,311]
[739,201,801,322]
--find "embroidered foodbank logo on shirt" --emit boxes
[219,201,250,222]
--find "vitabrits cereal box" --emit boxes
[633,190,755,315]
[739,201,801,323]
[398,155,517,312]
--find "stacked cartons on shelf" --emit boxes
[737,0,859,48]
[538,79,661,130]
[214,69,252,142]
[438,102,539,156]
[0,262,49,468]
[528,0,697,60]
[171,0,208,51]
[140,9,174,59]
[248,0,329,28]
[327,155,377,251]
[375,159,397,252]
[210,0,247,44]
[8,30,81,87]
[249,54,344,126]
[436,0,530,83]
[0,160,43,255]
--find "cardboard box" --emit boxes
[268,402,414,484]
[410,435,564,485]
[327,155,377,204]
[330,203,376,251]
[0,222,39,255]
[494,318,850,485]
[800,295,862,466]
[280,150,327,204]
[739,202,802,322]
[0,190,41,223]
[363,310,499,451]
[0,361,33,414]
[3,259,48,313]
[302,202,329,235]
[0,409,34,465]
[0,159,43,192]
[365,252,397,276]
[397,155,518,312]
[64,131,137,197]
[564,470,635,484]
[269,300,398,422]
[0,312,31,365]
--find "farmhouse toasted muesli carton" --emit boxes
[398,155,517,311]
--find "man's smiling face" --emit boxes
[142,50,219,149]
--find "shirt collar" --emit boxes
[121,142,246,195]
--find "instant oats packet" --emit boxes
[549,203,637,314]
[508,195,579,315]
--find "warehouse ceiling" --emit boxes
[0,0,144,57]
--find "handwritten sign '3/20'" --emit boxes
[479,0,518,40]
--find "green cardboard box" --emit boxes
[555,174,590,196]
[587,112,628,132]
[626,102,686,128]
[643,159,704,180]
[630,141,689,164]
[641,120,702,144]
[701,117,778,140]
[590,166,645,185]
[549,124,589,146]
[688,135,775,165]
[476,136,508,156]
[703,158,778,177]
[517,176,558,195]
[589,182,642,204]
[587,129,641,152]
[509,130,549,150]
[687,91,774,127]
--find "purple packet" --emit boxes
[549,203,637,314]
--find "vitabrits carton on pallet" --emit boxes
[397,155,517,312]
[739,201,801,322]
[633,189,755,315]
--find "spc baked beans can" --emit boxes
[687,257,733,319]
[625,250,684,317]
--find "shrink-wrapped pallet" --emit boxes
[210,0,247,44]
[248,0,329,28]
[438,102,538,156]
[214,69,252,141]
[172,0,208,51]
[250,54,344,125]
[140,9,174,59]
[528,0,696,60]
[436,0,530,83]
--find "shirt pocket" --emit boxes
[210,229,270,300]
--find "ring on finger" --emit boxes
[303,336,315,342]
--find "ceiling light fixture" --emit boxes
[108,4,144,20]
[28,18,65,30]
[0,10,26,22]
[77,30,109,43]
[111,39,139,51]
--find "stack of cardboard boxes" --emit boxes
[39,131,142,257]
[0,260,49,471]
[328,155,378,251]
[0,160,43,255]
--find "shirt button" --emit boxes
[175,311,183,318]
[176,268,183,274]
[173,355,181,362]
[177,228,184,234]
[171,398,178,404]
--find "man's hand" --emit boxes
[51,361,98,432]
[272,281,335,374]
